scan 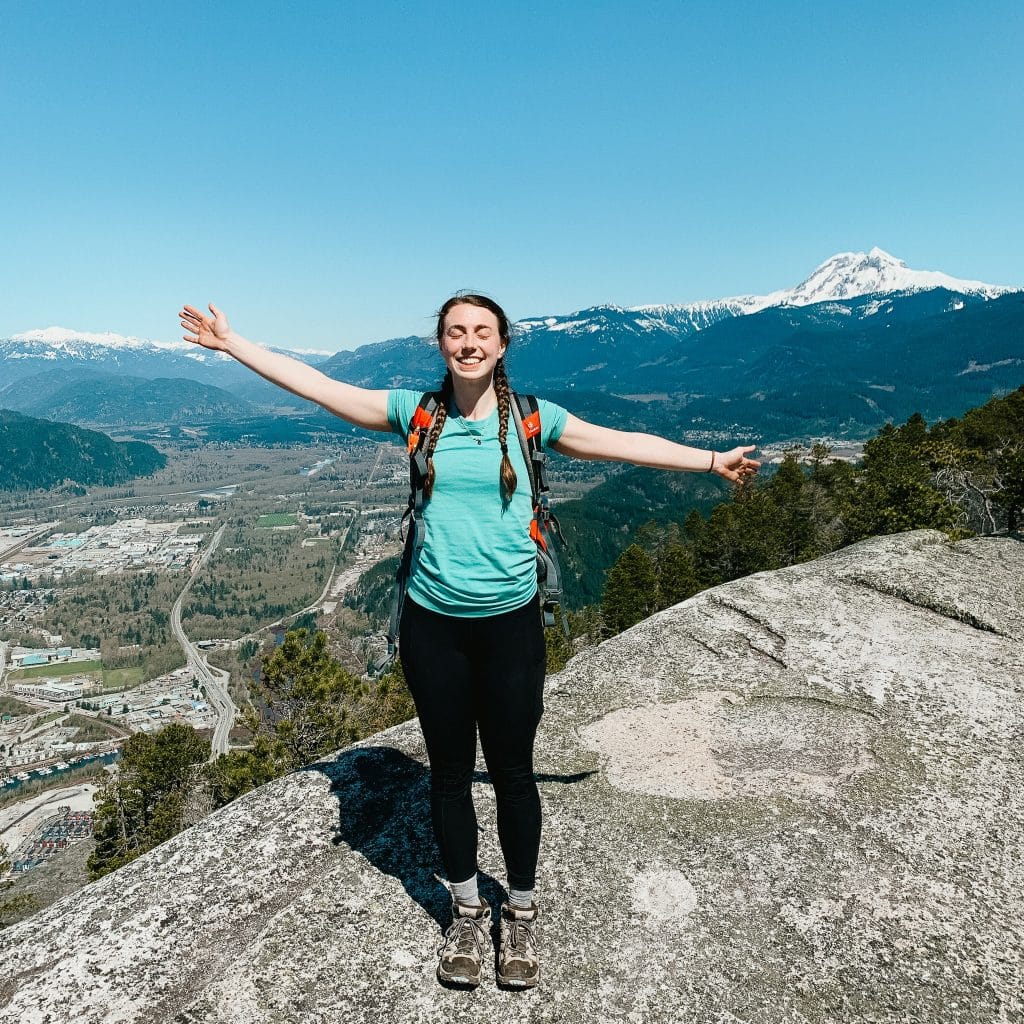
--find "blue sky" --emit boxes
[2,0,1021,352]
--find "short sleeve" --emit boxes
[387,389,421,439]
[537,398,568,446]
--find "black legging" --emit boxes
[399,592,546,891]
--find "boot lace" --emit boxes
[438,913,487,961]
[502,915,537,963]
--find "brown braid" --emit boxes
[422,371,453,502]
[494,358,518,501]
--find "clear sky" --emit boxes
[2,0,1021,352]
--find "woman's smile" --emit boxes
[440,302,507,379]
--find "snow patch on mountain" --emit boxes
[633,248,1014,323]
[784,248,1009,305]
[12,327,194,353]
[5,328,330,364]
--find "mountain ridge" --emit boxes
[3,250,1019,439]
[6,248,1017,361]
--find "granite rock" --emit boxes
[1,530,1022,1024]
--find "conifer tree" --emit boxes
[204,628,363,809]
[88,723,210,879]
[601,544,659,637]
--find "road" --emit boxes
[169,524,235,760]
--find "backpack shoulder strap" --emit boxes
[407,391,440,504]
[511,393,567,631]
[372,391,440,675]
[511,392,548,504]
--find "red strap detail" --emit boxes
[407,405,435,453]
[522,410,541,439]
[529,517,547,551]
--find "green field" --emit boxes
[100,666,146,689]
[6,661,144,690]
[8,660,102,681]
[255,512,299,528]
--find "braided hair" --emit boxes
[493,357,517,501]
[422,294,518,503]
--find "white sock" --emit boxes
[508,887,535,910]
[450,873,481,907]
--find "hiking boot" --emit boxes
[497,901,540,988]
[437,899,492,987]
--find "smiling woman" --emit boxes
[178,292,760,990]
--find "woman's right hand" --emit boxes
[180,303,231,351]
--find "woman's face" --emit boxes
[439,303,507,383]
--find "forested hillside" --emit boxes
[0,371,255,426]
[0,409,166,491]
[600,385,1024,635]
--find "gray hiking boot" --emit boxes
[497,901,540,988]
[437,899,492,987]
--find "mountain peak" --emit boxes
[785,248,1008,306]
[866,245,903,263]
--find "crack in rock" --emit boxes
[844,574,1009,637]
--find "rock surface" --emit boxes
[1,530,1022,1024]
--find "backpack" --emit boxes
[371,391,566,674]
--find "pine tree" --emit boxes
[88,723,210,879]
[601,544,659,637]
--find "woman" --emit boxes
[179,294,760,989]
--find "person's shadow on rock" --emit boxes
[307,746,594,930]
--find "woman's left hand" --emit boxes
[713,445,761,483]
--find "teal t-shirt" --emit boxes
[388,389,568,617]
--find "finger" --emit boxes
[209,302,221,317]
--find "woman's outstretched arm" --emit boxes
[179,303,390,432]
[551,413,760,483]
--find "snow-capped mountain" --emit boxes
[508,248,1015,354]
[626,247,1011,320]
[10,326,333,358]
[765,247,1008,307]
[10,326,206,354]
[0,328,331,391]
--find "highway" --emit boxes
[169,524,235,760]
